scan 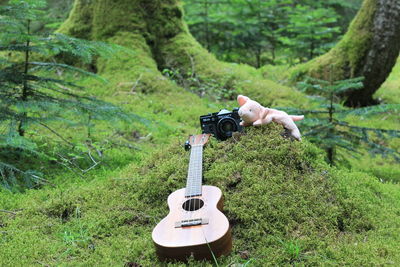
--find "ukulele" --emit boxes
[152,134,232,261]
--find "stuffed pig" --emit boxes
[237,94,304,141]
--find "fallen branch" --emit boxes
[131,74,143,93]
[0,209,17,215]
[39,122,75,147]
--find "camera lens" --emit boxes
[217,117,238,138]
[221,121,234,132]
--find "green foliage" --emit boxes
[281,5,341,63]
[183,0,359,66]
[289,76,400,165]
[0,0,137,189]
[289,0,377,87]
[35,0,74,32]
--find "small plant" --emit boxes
[61,206,93,251]
[278,239,303,263]
[284,76,400,165]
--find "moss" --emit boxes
[1,0,398,265]
[290,0,377,82]
[57,0,94,39]
[2,124,398,265]
[160,32,306,107]
[375,57,400,103]
[57,0,307,108]
[58,0,148,39]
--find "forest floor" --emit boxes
[0,33,400,266]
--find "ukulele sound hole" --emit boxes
[182,198,204,211]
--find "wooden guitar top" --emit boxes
[152,185,232,261]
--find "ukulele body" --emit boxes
[152,185,232,261]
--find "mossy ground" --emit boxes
[1,0,400,265]
[2,125,399,266]
[375,57,400,104]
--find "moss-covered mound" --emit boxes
[134,124,374,264]
[4,124,397,266]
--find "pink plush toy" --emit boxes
[237,95,304,141]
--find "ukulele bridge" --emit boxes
[175,218,209,228]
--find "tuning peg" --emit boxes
[184,140,191,151]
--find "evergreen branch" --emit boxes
[0,130,38,153]
[300,76,331,85]
[302,124,332,137]
[333,77,364,85]
[275,107,330,114]
[29,62,106,82]
[362,140,400,161]
[0,161,44,190]
[30,83,91,99]
[0,18,21,28]
[329,81,364,94]
[297,81,329,93]
[25,75,84,89]
[317,103,344,111]
[44,33,130,63]
[334,121,400,136]
[337,104,400,117]
[334,142,361,154]
[0,44,42,53]
[38,122,74,147]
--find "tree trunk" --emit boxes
[57,0,190,94]
[292,0,400,107]
[58,0,304,106]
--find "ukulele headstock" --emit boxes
[187,134,211,148]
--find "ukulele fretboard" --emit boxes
[185,144,203,197]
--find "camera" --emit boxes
[200,108,243,141]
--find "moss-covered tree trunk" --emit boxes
[58,0,186,60]
[292,0,400,106]
[57,0,304,106]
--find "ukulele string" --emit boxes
[188,136,196,222]
[193,146,197,217]
[193,141,203,223]
[189,144,197,221]
[193,146,197,221]
[187,139,192,222]
[190,142,201,223]
[186,135,206,225]
[196,144,202,219]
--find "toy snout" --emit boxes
[238,105,257,123]
[237,95,261,123]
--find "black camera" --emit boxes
[200,108,243,141]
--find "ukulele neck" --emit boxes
[185,144,203,197]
